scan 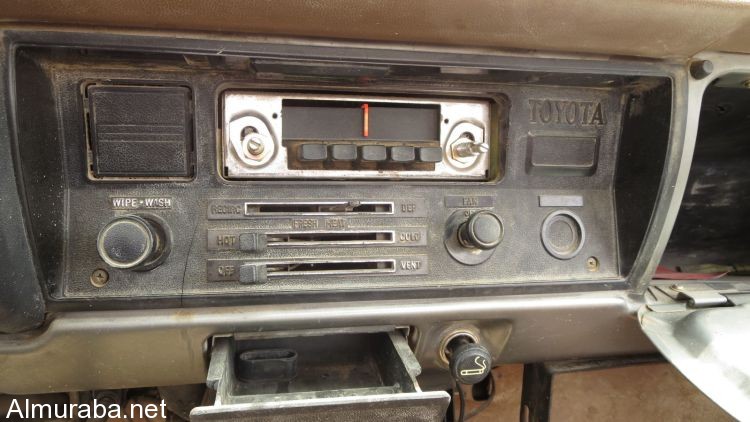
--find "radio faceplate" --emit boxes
[221,92,497,180]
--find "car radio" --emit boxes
[221,92,497,180]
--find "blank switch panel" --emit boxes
[86,85,194,179]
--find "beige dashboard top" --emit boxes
[2,0,750,59]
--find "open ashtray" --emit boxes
[190,330,450,421]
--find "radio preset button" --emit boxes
[417,147,443,163]
[299,143,328,161]
[360,145,387,161]
[390,146,416,162]
[330,144,357,161]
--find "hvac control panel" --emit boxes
[71,85,619,300]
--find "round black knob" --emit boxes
[97,215,166,270]
[448,339,492,385]
[458,211,503,250]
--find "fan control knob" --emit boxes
[458,211,503,250]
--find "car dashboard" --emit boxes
[1,2,750,420]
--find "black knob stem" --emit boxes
[458,210,503,250]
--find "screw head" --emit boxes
[241,131,270,160]
[586,257,600,272]
[90,268,109,287]
[689,60,713,80]
[229,116,276,167]
[244,133,265,155]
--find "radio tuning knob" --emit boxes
[452,137,489,158]
[97,215,169,271]
[458,210,504,250]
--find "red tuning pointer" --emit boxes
[361,103,369,137]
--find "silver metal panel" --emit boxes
[538,195,584,207]
[0,291,653,394]
[190,393,450,422]
[640,301,750,421]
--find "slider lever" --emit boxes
[321,201,361,213]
